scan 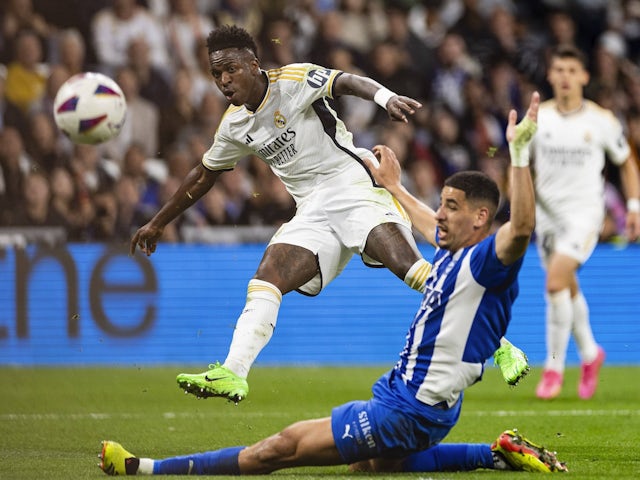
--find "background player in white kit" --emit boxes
[130,25,527,403]
[532,44,640,400]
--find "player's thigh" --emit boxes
[535,211,599,271]
[327,185,413,260]
[254,243,319,294]
[364,222,423,277]
[267,214,351,295]
[545,253,580,294]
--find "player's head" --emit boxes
[547,44,589,101]
[206,25,263,108]
[436,171,500,250]
[207,25,259,59]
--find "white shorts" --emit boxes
[535,205,603,267]
[268,181,411,295]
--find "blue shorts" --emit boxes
[331,375,462,463]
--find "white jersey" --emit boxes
[532,99,630,220]
[202,63,377,204]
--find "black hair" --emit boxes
[206,25,258,58]
[444,171,500,215]
[549,44,587,68]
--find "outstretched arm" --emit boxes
[333,72,422,123]
[130,164,221,256]
[494,92,539,265]
[363,146,438,247]
[619,154,640,241]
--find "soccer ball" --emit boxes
[53,72,127,145]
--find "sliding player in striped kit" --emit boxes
[532,45,640,400]
[103,91,568,476]
[130,25,527,403]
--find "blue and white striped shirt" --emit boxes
[393,234,522,408]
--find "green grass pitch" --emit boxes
[1,365,639,479]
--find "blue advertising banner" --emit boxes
[0,243,638,365]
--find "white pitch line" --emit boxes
[1,409,638,421]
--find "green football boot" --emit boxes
[177,362,248,403]
[494,339,530,386]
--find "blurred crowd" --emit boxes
[1,0,640,243]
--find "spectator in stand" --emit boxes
[164,143,197,181]
[91,0,170,78]
[430,103,477,177]
[215,0,263,38]
[449,0,495,65]
[4,29,48,122]
[90,188,119,241]
[25,110,66,172]
[325,44,376,145]
[218,163,253,226]
[406,158,441,214]
[0,127,31,225]
[429,32,481,118]
[258,17,298,69]
[405,0,459,49]
[10,170,68,229]
[165,0,215,71]
[126,37,173,110]
[49,165,92,240]
[485,59,521,124]
[197,188,232,226]
[384,1,435,94]
[156,175,183,242]
[69,143,118,200]
[0,0,53,64]
[56,28,87,76]
[190,39,223,104]
[367,40,425,125]
[158,68,197,156]
[332,0,387,58]
[100,66,159,161]
[461,75,505,157]
[121,143,163,223]
[244,173,295,227]
[308,9,345,67]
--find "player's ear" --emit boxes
[474,206,490,229]
[581,68,590,87]
[250,57,260,75]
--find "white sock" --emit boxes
[404,258,432,293]
[223,279,282,378]
[137,458,154,475]
[571,291,598,363]
[544,289,572,372]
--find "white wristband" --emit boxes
[509,143,530,167]
[374,88,396,110]
[627,198,640,213]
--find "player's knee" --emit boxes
[254,429,298,465]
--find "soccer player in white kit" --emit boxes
[130,25,527,403]
[532,45,640,400]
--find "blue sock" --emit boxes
[153,446,245,475]
[402,444,493,472]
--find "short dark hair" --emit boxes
[207,25,258,58]
[444,171,500,215]
[549,44,587,68]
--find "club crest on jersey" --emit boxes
[273,110,287,128]
[307,68,332,88]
